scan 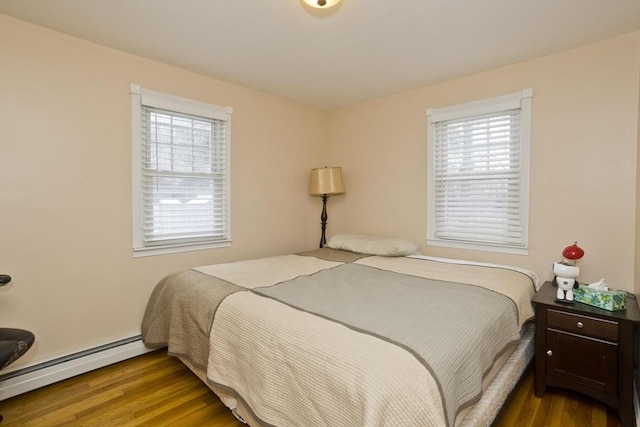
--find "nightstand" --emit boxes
[532,281,640,427]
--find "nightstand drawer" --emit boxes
[547,309,618,341]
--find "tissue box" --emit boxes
[573,285,627,311]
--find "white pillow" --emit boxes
[325,234,418,256]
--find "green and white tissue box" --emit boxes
[573,285,627,311]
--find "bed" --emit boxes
[141,235,539,427]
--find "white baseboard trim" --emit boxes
[0,336,156,401]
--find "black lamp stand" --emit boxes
[319,194,328,248]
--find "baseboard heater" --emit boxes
[0,335,156,401]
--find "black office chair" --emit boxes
[0,274,35,423]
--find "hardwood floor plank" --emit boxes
[569,393,594,426]
[130,387,214,426]
[530,386,553,426]
[517,371,543,427]
[493,369,536,427]
[590,399,609,427]
[0,349,626,426]
[555,392,576,427]
[493,371,622,427]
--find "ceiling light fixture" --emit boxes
[302,0,342,9]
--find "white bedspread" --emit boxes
[209,291,446,426]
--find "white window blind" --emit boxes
[427,90,531,254]
[131,85,232,256]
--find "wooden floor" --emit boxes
[492,367,623,427]
[0,349,624,426]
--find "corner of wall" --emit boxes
[636,47,640,296]
[632,42,640,419]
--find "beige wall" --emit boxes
[0,15,327,367]
[328,32,640,293]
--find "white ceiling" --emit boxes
[1,0,639,110]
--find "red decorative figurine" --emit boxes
[552,242,584,303]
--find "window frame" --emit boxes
[426,89,532,255]
[130,84,233,257]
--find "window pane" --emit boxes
[140,105,228,245]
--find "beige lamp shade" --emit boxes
[309,167,345,196]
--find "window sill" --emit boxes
[426,239,528,256]
[133,239,232,258]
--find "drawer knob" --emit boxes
[546,350,553,356]
[577,321,584,328]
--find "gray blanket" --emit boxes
[141,269,242,370]
[253,263,521,426]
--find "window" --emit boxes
[426,90,532,255]
[130,84,232,256]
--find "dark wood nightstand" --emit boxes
[532,281,640,427]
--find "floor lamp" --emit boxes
[309,167,345,248]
